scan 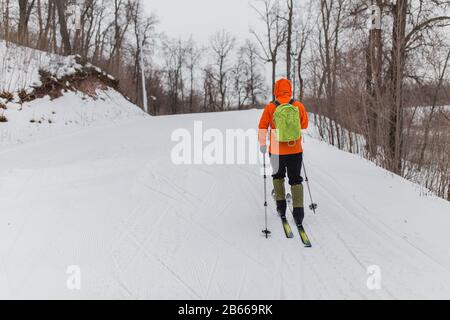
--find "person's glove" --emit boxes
[260,145,267,154]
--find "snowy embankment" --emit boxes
[0,40,83,94]
[0,40,145,147]
[0,40,113,94]
[0,89,145,147]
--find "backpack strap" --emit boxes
[273,99,295,107]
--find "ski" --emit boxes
[272,190,294,239]
[286,193,312,247]
[296,225,312,248]
[281,217,294,239]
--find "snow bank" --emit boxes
[0,40,144,148]
[0,40,85,94]
[0,88,146,147]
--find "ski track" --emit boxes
[308,160,450,298]
[1,110,450,299]
[316,167,450,277]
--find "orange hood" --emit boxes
[274,78,293,103]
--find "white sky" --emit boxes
[143,0,262,46]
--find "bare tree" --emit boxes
[109,0,133,73]
[162,38,188,114]
[92,1,109,64]
[251,0,287,99]
[365,0,384,159]
[232,50,249,110]
[292,0,313,101]
[202,65,217,112]
[242,39,266,108]
[210,30,236,111]
[286,0,293,80]
[37,0,54,51]
[387,0,408,174]
[131,0,157,110]
[186,37,203,113]
[53,0,72,55]
[418,51,450,168]
[17,0,36,45]
[1,0,11,44]
[316,0,345,148]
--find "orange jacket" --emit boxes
[258,78,309,155]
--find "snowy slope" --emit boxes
[0,39,141,147]
[1,106,450,300]
[0,40,85,94]
[0,89,145,147]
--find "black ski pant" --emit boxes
[270,153,304,186]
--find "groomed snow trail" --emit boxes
[1,109,450,299]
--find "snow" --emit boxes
[0,89,146,147]
[1,104,450,299]
[1,40,449,300]
[0,40,85,96]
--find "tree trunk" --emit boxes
[4,0,10,44]
[286,0,293,80]
[55,0,72,55]
[190,67,194,113]
[366,0,383,159]
[389,0,407,175]
[39,0,53,50]
[297,52,304,101]
[18,0,33,45]
[272,55,277,101]
[36,0,44,46]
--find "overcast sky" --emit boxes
[143,0,262,46]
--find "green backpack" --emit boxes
[273,100,301,143]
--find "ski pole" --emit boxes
[302,161,318,214]
[262,153,271,238]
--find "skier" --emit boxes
[258,78,309,227]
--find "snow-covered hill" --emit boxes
[0,40,84,94]
[1,102,450,299]
[0,40,115,95]
[0,89,145,147]
[0,40,145,147]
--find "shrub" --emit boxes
[0,91,14,102]
[19,89,36,103]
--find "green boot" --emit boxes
[291,184,305,226]
[273,179,287,217]
[273,179,286,201]
[291,184,304,208]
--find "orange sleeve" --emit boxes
[299,102,309,130]
[258,104,272,146]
